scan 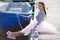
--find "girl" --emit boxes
[6,2,58,39]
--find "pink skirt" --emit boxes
[30,20,58,33]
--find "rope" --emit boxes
[16,14,23,30]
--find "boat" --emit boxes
[0,1,32,32]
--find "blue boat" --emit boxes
[0,2,32,31]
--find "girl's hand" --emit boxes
[44,15,47,20]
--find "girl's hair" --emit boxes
[39,2,46,15]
